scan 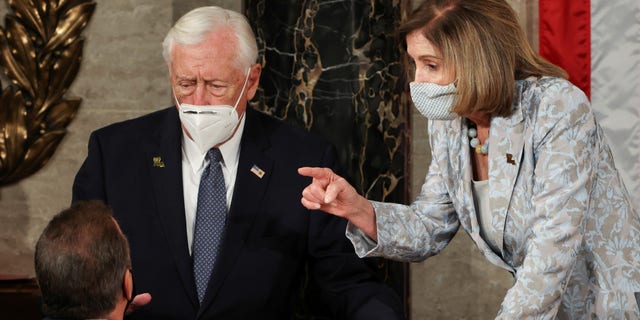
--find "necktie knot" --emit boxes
[207,148,223,164]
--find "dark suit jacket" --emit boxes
[72,107,403,320]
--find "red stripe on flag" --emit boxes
[538,0,591,98]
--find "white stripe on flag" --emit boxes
[591,0,640,209]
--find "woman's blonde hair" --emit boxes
[398,0,567,118]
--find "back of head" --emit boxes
[35,200,131,319]
[398,0,567,118]
[161,6,258,69]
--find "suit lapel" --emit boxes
[450,118,518,272]
[455,120,506,267]
[448,119,478,234]
[458,121,480,235]
[144,108,198,308]
[198,109,274,315]
[488,106,525,259]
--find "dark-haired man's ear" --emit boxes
[123,268,134,301]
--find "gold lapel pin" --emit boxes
[153,156,165,168]
[250,164,265,178]
[506,153,516,165]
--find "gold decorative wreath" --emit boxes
[0,0,95,186]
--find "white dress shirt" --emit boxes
[181,115,245,254]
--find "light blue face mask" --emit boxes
[409,81,458,120]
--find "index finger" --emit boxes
[297,167,334,180]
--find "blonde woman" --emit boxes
[299,0,640,318]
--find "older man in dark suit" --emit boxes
[72,6,403,320]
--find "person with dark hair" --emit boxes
[72,6,403,320]
[299,0,640,318]
[35,200,134,320]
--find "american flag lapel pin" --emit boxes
[153,156,165,168]
[250,164,265,178]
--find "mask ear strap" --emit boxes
[232,68,252,109]
[172,90,182,110]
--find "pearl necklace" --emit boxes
[468,125,489,155]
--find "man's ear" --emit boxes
[123,268,134,300]
[246,63,262,100]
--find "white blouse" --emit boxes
[472,179,501,256]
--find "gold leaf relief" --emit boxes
[4,16,38,94]
[7,0,46,39]
[47,39,82,104]
[0,26,33,95]
[45,3,95,51]
[1,88,27,172]
[18,129,65,175]
[46,99,80,130]
[0,0,96,186]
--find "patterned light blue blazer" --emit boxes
[347,77,640,319]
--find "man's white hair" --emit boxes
[162,6,258,68]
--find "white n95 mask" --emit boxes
[409,81,458,120]
[175,69,250,153]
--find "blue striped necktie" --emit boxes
[193,148,227,303]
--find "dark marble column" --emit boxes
[245,0,410,317]
[246,0,409,203]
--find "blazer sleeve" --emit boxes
[72,131,108,202]
[497,81,595,319]
[307,142,405,320]
[346,119,460,262]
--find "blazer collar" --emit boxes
[144,107,199,308]
[487,94,526,259]
[455,104,525,271]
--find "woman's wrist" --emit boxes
[350,197,377,240]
